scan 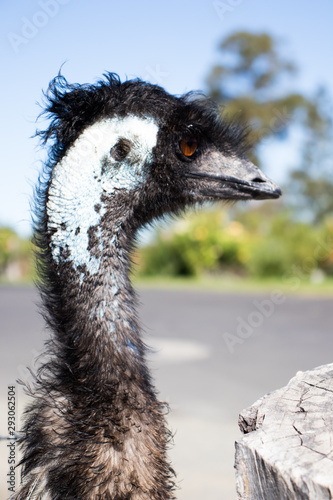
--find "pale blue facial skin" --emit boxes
[47,115,159,281]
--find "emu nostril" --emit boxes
[252,177,265,183]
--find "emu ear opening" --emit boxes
[110,138,132,162]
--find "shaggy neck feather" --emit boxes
[56,229,144,390]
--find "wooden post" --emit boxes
[235,364,333,499]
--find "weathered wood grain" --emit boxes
[235,364,333,499]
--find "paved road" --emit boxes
[0,286,332,499]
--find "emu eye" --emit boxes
[180,136,198,157]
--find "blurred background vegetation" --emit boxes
[2,31,333,287]
[0,227,35,283]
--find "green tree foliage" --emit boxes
[287,89,333,223]
[138,209,333,279]
[206,31,324,166]
[139,211,240,277]
[236,208,333,278]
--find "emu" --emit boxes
[15,73,281,499]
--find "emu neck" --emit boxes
[44,115,159,391]
[33,224,175,498]
[51,225,143,391]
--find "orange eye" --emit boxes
[180,136,198,157]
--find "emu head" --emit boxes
[43,74,281,277]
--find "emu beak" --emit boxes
[186,152,282,201]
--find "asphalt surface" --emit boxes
[0,286,332,499]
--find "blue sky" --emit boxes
[1,0,333,236]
